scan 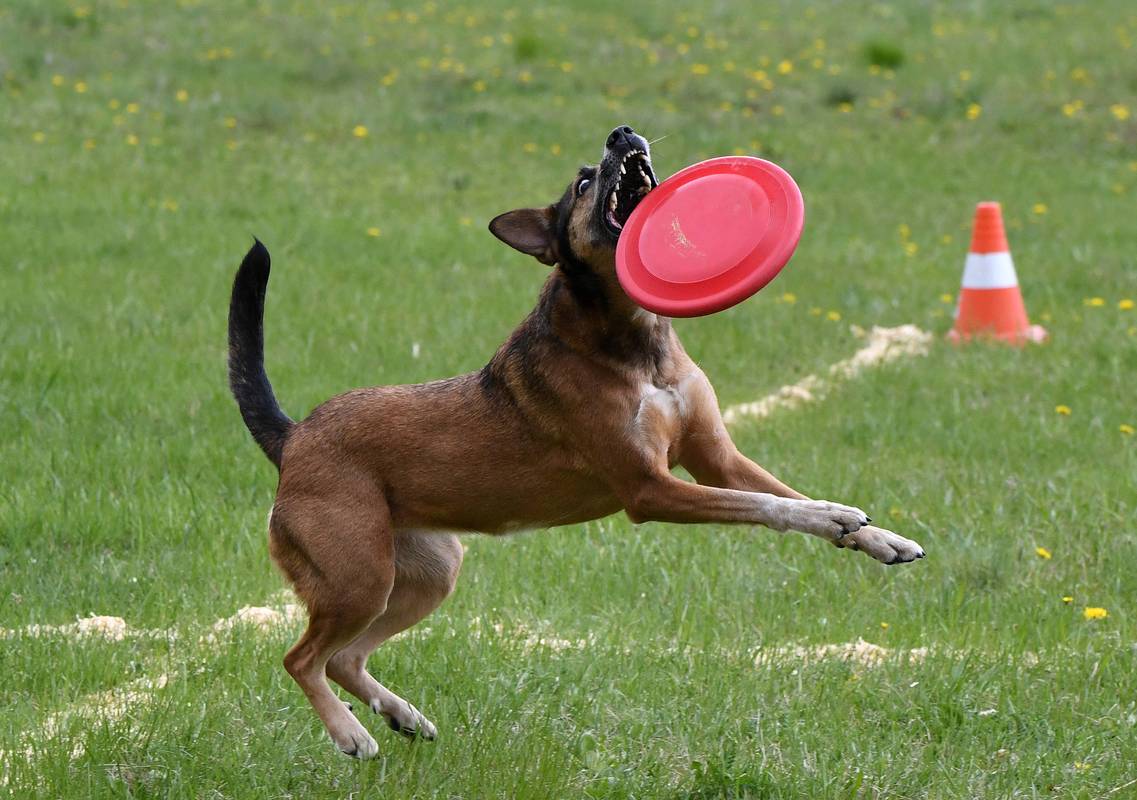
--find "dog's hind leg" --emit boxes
[273,497,397,759]
[326,531,463,740]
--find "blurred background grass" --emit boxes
[2,1,1136,797]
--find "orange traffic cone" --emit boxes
[948,202,1047,345]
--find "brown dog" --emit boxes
[227,125,925,758]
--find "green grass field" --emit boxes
[3,0,1136,797]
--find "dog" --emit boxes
[227,125,926,758]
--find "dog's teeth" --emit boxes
[619,164,626,175]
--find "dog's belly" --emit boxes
[388,454,626,534]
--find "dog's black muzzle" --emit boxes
[599,125,658,237]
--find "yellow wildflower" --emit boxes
[1119,299,1134,310]
[690,63,710,76]
[826,310,841,321]
[966,103,981,120]
[352,125,368,138]
[779,292,797,304]
[1084,297,1105,307]
[777,59,793,75]
[880,622,889,630]
[125,133,139,146]
[940,293,954,304]
[1121,424,1135,435]
[838,102,853,113]
[809,307,822,316]
[1032,203,1048,215]
[32,131,46,143]
[1035,546,1052,560]
[176,89,188,102]
[52,74,65,87]
[366,227,381,237]
[1062,596,1073,604]
[1055,404,1071,415]
[1110,104,1130,121]
[1082,607,1108,620]
[74,81,88,93]
[161,198,179,212]
[472,80,486,92]
[522,142,538,153]
[126,102,139,114]
[904,241,918,256]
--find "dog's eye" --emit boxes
[576,179,591,196]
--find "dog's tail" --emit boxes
[228,239,293,470]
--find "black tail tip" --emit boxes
[239,237,271,277]
[247,236,269,261]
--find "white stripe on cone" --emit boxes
[961,251,1019,289]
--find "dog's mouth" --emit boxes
[602,149,657,237]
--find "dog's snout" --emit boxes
[606,125,636,149]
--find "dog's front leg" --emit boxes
[683,448,925,564]
[620,473,869,544]
[676,377,925,564]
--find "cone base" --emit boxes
[947,323,1047,346]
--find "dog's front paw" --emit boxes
[781,499,870,541]
[840,525,926,565]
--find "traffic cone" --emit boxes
[948,202,1047,345]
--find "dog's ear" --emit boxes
[488,207,558,266]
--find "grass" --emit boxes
[2,0,1136,797]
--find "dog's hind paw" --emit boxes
[840,525,926,565]
[372,698,437,741]
[333,723,380,759]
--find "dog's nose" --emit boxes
[606,125,636,149]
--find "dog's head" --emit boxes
[489,126,658,287]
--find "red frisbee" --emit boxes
[615,156,805,317]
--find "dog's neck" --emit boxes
[537,264,671,372]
